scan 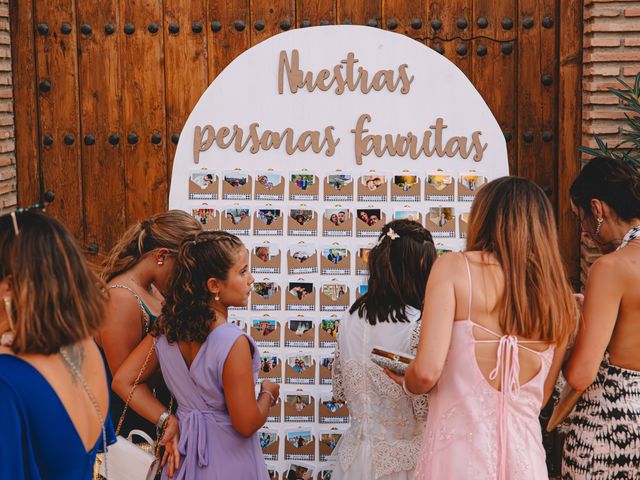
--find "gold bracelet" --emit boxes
[258,389,277,406]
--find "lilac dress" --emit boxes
[155,323,269,480]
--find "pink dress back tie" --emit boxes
[414,254,554,480]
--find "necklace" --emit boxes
[617,224,640,251]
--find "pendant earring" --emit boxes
[157,260,164,266]
[214,293,220,301]
[595,217,603,237]
[1,297,15,347]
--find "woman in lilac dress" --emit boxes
[114,231,279,479]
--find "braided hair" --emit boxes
[350,219,436,325]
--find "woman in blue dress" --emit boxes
[0,210,114,479]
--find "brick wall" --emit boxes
[583,0,640,148]
[0,0,14,214]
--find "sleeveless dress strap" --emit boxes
[461,253,473,321]
[108,284,151,334]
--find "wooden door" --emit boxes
[10,0,582,284]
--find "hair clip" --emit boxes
[386,228,400,240]
[5,191,55,236]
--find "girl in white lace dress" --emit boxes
[332,220,436,480]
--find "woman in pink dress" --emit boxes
[389,177,577,479]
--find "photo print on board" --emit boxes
[320,283,350,311]
[288,208,318,236]
[285,462,315,480]
[319,316,340,348]
[285,353,316,385]
[319,431,342,461]
[318,355,334,385]
[285,393,315,423]
[425,171,455,202]
[285,317,315,348]
[258,351,282,383]
[189,170,218,200]
[255,171,285,201]
[355,207,385,238]
[436,243,453,257]
[393,208,422,223]
[459,211,470,239]
[358,174,387,201]
[319,393,349,424]
[320,246,350,275]
[251,244,281,275]
[251,316,280,347]
[222,170,252,200]
[355,283,368,299]
[391,174,421,202]
[191,207,219,231]
[287,244,318,275]
[254,208,283,236]
[285,430,315,461]
[324,173,353,201]
[286,281,315,311]
[251,281,281,311]
[426,207,456,238]
[458,171,486,201]
[221,207,251,235]
[322,208,352,237]
[289,173,319,201]
[267,394,282,423]
[259,429,280,461]
[355,246,372,276]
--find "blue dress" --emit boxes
[0,354,115,479]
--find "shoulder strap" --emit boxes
[108,284,151,334]
[58,348,109,477]
[461,253,473,321]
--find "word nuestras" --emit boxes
[351,114,487,165]
[278,50,414,95]
[193,123,340,164]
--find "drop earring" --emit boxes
[214,292,220,301]
[594,217,603,238]
[1,297,15,347]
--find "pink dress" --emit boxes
[415,255,554,479]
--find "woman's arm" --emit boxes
[112,335,179,439]
[542,339,569,406]
[564,257,622,391]
[223,336,278,437]
[404,253,457,394]
[98,289,146,375]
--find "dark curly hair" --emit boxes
[156,230,244,343]
[570,156,640,221]
[350,219,436,325]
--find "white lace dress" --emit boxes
[331,307,428,480]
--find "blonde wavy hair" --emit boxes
[466,176,576,343]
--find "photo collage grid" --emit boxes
[184,168,486,477]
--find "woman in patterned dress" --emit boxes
[563,157,640,478]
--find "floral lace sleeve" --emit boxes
[331,332,346,403]
[409,322,429,421]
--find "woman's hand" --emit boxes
[260,380,280,402]
[384,368,404,386]
[159,414,180,478]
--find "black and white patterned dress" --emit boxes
[562,352,640,479]
[562,225,640,479]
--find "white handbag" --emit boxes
[97,430,160,480]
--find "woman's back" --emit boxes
[155,323,268,480]
[0,340,114,479]
[604,241,640,370]
[415,252,556,479]
[332,307,427,480]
